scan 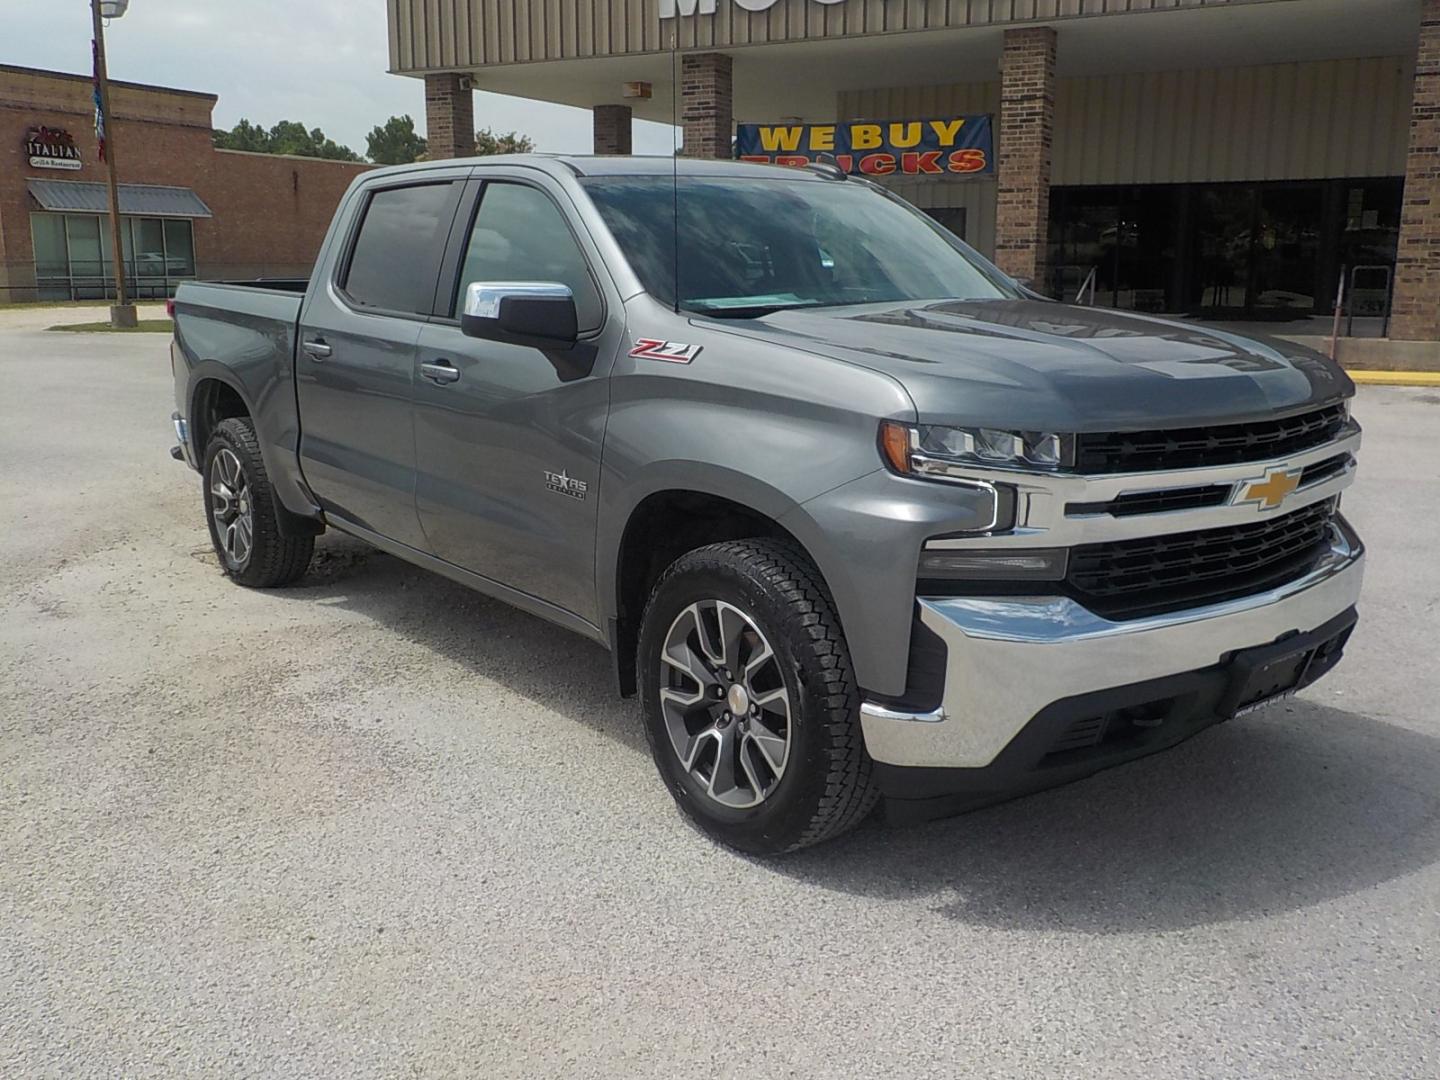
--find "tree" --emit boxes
[212,118,270,154]
[474,127,535,156]
[367,115,427,165]
[212,119,362,162]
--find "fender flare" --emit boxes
[186,362,323,536]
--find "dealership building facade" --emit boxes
[389,0,1440,359]
[0,65,370,302]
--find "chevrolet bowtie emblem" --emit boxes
[1235,467,1303,510]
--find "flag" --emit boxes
[92,39,107,162]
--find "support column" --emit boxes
[1391,1,1440,341]
[680,53,733,159]
[995,27,1056,293]
[424,73,475,160]
[593,105,634,156]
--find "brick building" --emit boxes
[0,65,371,301]
[387,0,1438,364]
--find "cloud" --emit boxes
[7,0,675,157]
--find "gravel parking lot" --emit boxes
[3,322,1438,1079]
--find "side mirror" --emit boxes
[460,282,578,350]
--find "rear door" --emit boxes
[411,171,623,625]
[297,171,467,549]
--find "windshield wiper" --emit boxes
[688,301,831,320]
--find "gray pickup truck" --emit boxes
[170,155,1364,853]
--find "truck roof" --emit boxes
[360,153,833,183]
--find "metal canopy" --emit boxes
[27,179,213,219]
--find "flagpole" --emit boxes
[92,0,136,328]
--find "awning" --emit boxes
[27,179,213,219]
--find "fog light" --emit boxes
[917,548,1068,580]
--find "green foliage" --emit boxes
[474,127,535,156]
[213,119,362,162]
[366,115,428,166]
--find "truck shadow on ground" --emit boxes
[291,533,1440,935]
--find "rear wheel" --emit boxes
[638,539,878,854]
[202,417,313,588]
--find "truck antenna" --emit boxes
[670,20,681,315]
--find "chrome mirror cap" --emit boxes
[463,282,574,320]
[460,281,580,350]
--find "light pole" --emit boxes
[92,0,136,328]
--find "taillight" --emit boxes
[165,299,176,319]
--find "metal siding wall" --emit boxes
[854,58,1409,193]
[835,55,1411,255]
[1051,57,1412,184]
[390,0,1272,68]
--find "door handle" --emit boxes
[302,338,332,360]
[420,359,461,385]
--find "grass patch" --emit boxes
[48,319,173,333]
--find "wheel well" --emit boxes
[191,378,250,456]
[611,491,802,697]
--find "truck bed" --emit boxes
[171,279,310,519]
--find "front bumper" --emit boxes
[860,518,1364,814]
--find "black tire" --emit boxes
[202,417,313,588]
[638,539,879,854]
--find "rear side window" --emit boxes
[343,182,456,313]
[454,182,603,331]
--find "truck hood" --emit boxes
[712,299,1352,431]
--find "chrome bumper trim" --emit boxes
[859,701,947,725]
[923,423,1361,549]
[860,524,1364,769]
[171,412,197,469]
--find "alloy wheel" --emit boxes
[658,599,792,809]
[209,447,253,569]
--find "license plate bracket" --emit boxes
[1218,611,1357,719]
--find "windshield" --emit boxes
[579,174,1015,316]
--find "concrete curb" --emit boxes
[1345,370,1440,387]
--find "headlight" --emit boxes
[880,421,1075,476]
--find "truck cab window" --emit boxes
[454,183,602,331]
[343,182,456,314]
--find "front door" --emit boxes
[412,177,621,624]
[296,176,465,549]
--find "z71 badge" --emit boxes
[630,338,702,364]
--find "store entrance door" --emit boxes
[1190,183,1324,318]
[1252,185,1325,315]
[1191,186,1254,315]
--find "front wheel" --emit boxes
[202,417,313,588]
[637,539,878,854]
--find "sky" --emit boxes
[8,0,676,158]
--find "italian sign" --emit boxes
[735,117,994,177]
[25,126,83,171]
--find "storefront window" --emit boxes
[1339,179,1403,318]
[1049,187,1178,312]
[64,215,105,298]
[131,218,168,290]
[30,215,69,301]
[27,212,198,300]
[1051,179,1402,321]
[1251,185,1324,314]
[163,219,196,277]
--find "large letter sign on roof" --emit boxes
[661,0,847,16]
[660,0,717,14]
